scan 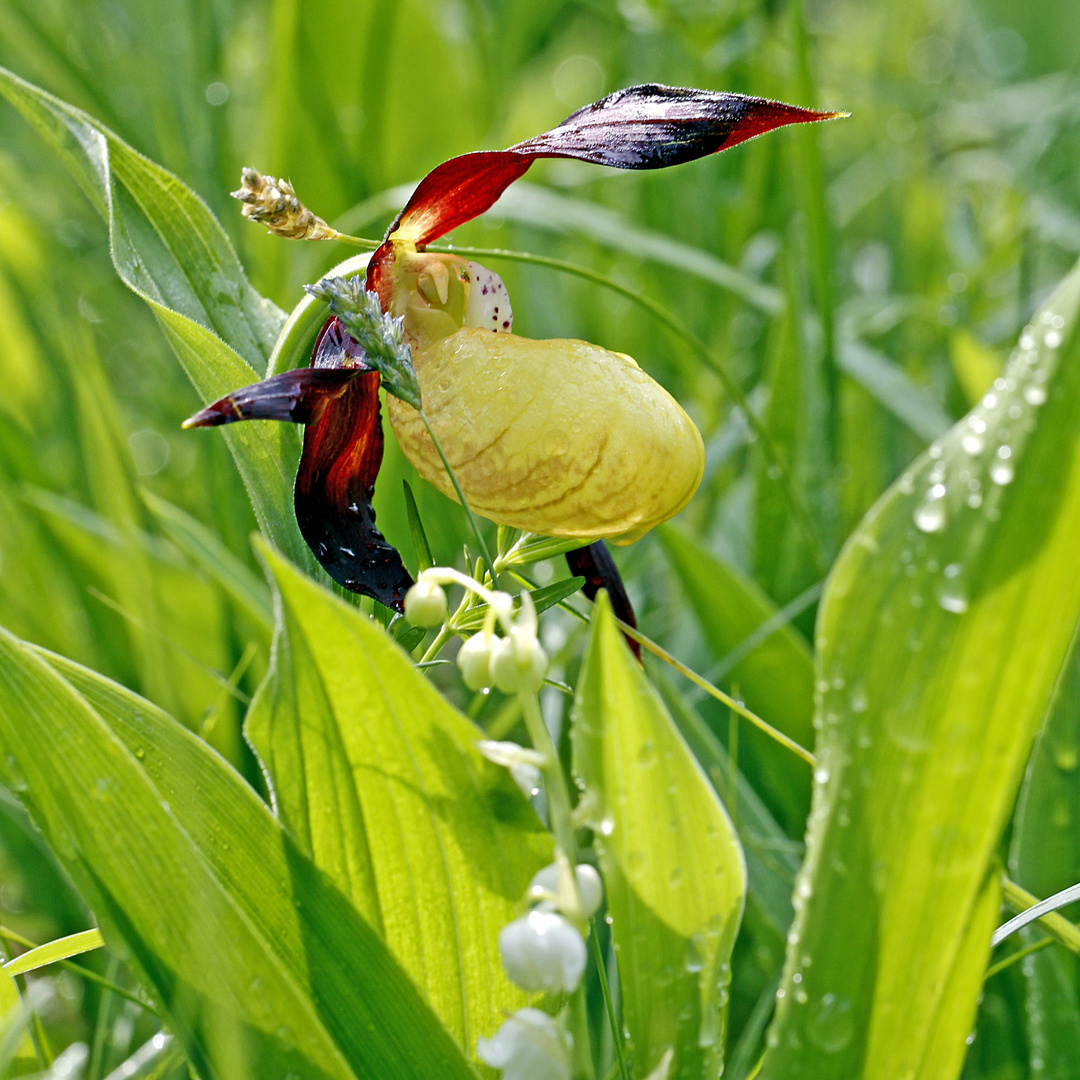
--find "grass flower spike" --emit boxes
[230,168,339,240]
[191,85,842,608]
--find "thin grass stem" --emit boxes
[589,918,630,1080]
[985,935,1054,981]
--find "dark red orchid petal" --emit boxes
[565,542,641,661]
[181,367,364,429]
[294,363,414,612]
[184,317,413,611]
[367,84,843,299]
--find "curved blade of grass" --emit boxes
[3,929,104,976]
[1,632,478,1080]
[571,593,747,1080]
[141,490,273,631]
[1008,642,1080,1073]
[763,260,1080,1079]
[246,542,552,1061]
[0,66,313,573]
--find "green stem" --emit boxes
[616,619,816,767]
[589,919,630,1080]
[507,569,817,767]
[419,411,496,579]
[985,935,1054,981]
[420,625,454,664]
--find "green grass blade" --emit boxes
[571,593,747,1080]
[245,542,552,1061]
[3,929,104,976]
[763,259,1080,1078]
[657,524,814,834]
[1,632,478,1080]
[141,490,273,631]
[1009,641,1080,1073]
[402,481,434,573]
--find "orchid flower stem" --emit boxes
[589,918,630,1080]
[419,411,497,581]
[329,230,824,571]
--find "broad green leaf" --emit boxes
[0,629,477,1080]
[658,674,797,947]
[571,594,746,1080]
[763,261,1080,1079]
[246,543,552,1059]
[657,524,814,834]
[0,65,313,572]
[1009,642,1080,1077]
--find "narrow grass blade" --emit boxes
[1009,641,1080,1072]
[3,929,104,976]
[658,525,814,834]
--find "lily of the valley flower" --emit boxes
[498,909,587,994]
[477,1008,573,1080]
[187,85,842,609]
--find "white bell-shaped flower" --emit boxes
[477,1008,573,1080]
[498,910,586,993]
[528,862,604,920]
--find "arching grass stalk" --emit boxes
[331,231,825,573]
[501,567,818,766]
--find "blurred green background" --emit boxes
[0,0,1078,1077]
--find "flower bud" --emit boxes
[403,579,447,628]
[457,632,495,690]
[489,628,548,695]
[498,910,587,994]
[477,1008,572,1080]
[528,862,604,920]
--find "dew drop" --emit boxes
[961,434,984,455]
[668,866,684,888]
[627,850,646,880]
[813,766,830,785]
[1054,745,1079,772]
[990,461,1014,485]
[637,740,656,768]
[1024,385,1047,406]
[913,498,946,533]
[938,591,969,614]
[1045,329,1063,349]
[685,934,706,973]
[808,993,855,1053]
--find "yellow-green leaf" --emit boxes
[763,260,1080,1078]
[571,594,746,1080]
